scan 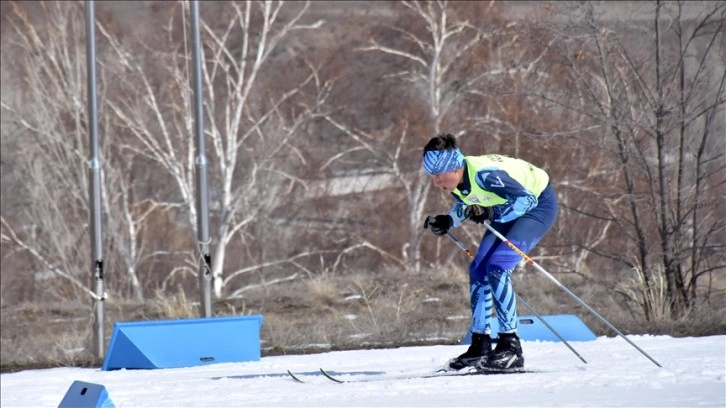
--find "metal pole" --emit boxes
[480,222,663,368]
[445,232,588,364]
[190,0,213,317]
[85,0,105,359]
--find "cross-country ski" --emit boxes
[286,366,539,384]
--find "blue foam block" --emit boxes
[102,315,263,371]
[58,380,115,408]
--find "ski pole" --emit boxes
[479,222,663,368]
[446,232,588,364]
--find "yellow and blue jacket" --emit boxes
[447,154,549,226]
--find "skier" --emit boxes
[422,133,558,371]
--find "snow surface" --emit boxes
[1,335,724,407]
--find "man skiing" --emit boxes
[422,133,558,371]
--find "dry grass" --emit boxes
[1,267,724,372]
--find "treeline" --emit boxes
[0,1,723,321]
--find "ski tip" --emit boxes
[287,370,306,383]
[319,368,345,383]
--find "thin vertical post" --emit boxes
[190,0,213,317]
[85,0,105,359]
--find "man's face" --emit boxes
[431,169,461,192]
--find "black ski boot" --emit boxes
[479,332,524,370]
[447,332,492,371]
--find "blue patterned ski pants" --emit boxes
[469,183,558,335]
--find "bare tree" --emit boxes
[1,1,149,302]
[531,1,726,319]
[101,1,333,298]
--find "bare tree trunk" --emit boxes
[1,1,148,301]
[528,0,726,320]
[103,1,332,298]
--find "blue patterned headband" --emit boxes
[422,148,465,175]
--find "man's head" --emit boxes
[423,133,465,192]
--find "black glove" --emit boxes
[465,205,493,224]
[424,215,452,236]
